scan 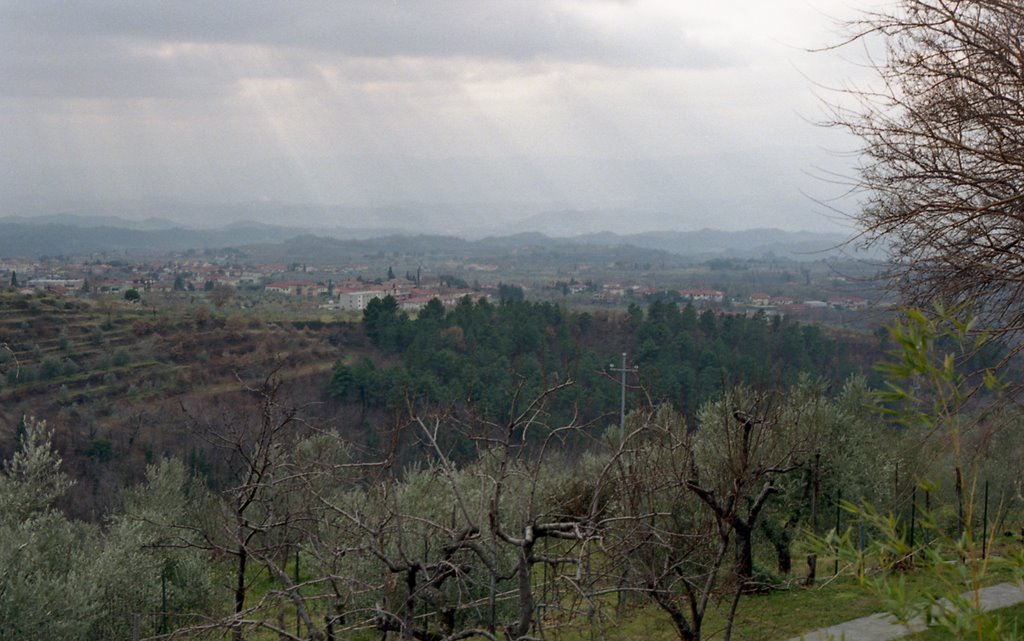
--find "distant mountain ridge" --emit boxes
[0,215,861,261]
[0,213,182,231]
[507,208,704,237]
[575,228,852,258]
[0,223,296,256]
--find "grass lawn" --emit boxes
[549,553,1022,641]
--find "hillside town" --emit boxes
[1,250,875,324]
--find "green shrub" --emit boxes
[40,356,61,380]
[112,348,130,367]
[62,359,80,377]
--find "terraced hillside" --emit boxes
[0,292,370,518]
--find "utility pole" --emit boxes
[609,352,638,438]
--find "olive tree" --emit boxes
[0,420,213,641]
[302,379,612,641]
[607,384,821,641]
[753,376,910,585]
[0,418,93,641]
[608,406,725,641]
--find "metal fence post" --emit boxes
[982,480,989,559]
[834,488,841,577]
[909,486,916,549]
[858,519,865,578]
[161,566,168,635]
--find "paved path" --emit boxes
[789,582,1024,641]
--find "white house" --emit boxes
[338,290,385,311]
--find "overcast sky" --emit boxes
[0,0,874,232]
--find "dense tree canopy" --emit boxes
[334,296,863,438]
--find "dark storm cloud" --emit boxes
[0,0,728,99]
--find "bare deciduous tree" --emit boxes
[831,0,1024,345]
[610,388,814,641]
[177,372,326,641]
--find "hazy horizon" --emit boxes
[2,1,871,234]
